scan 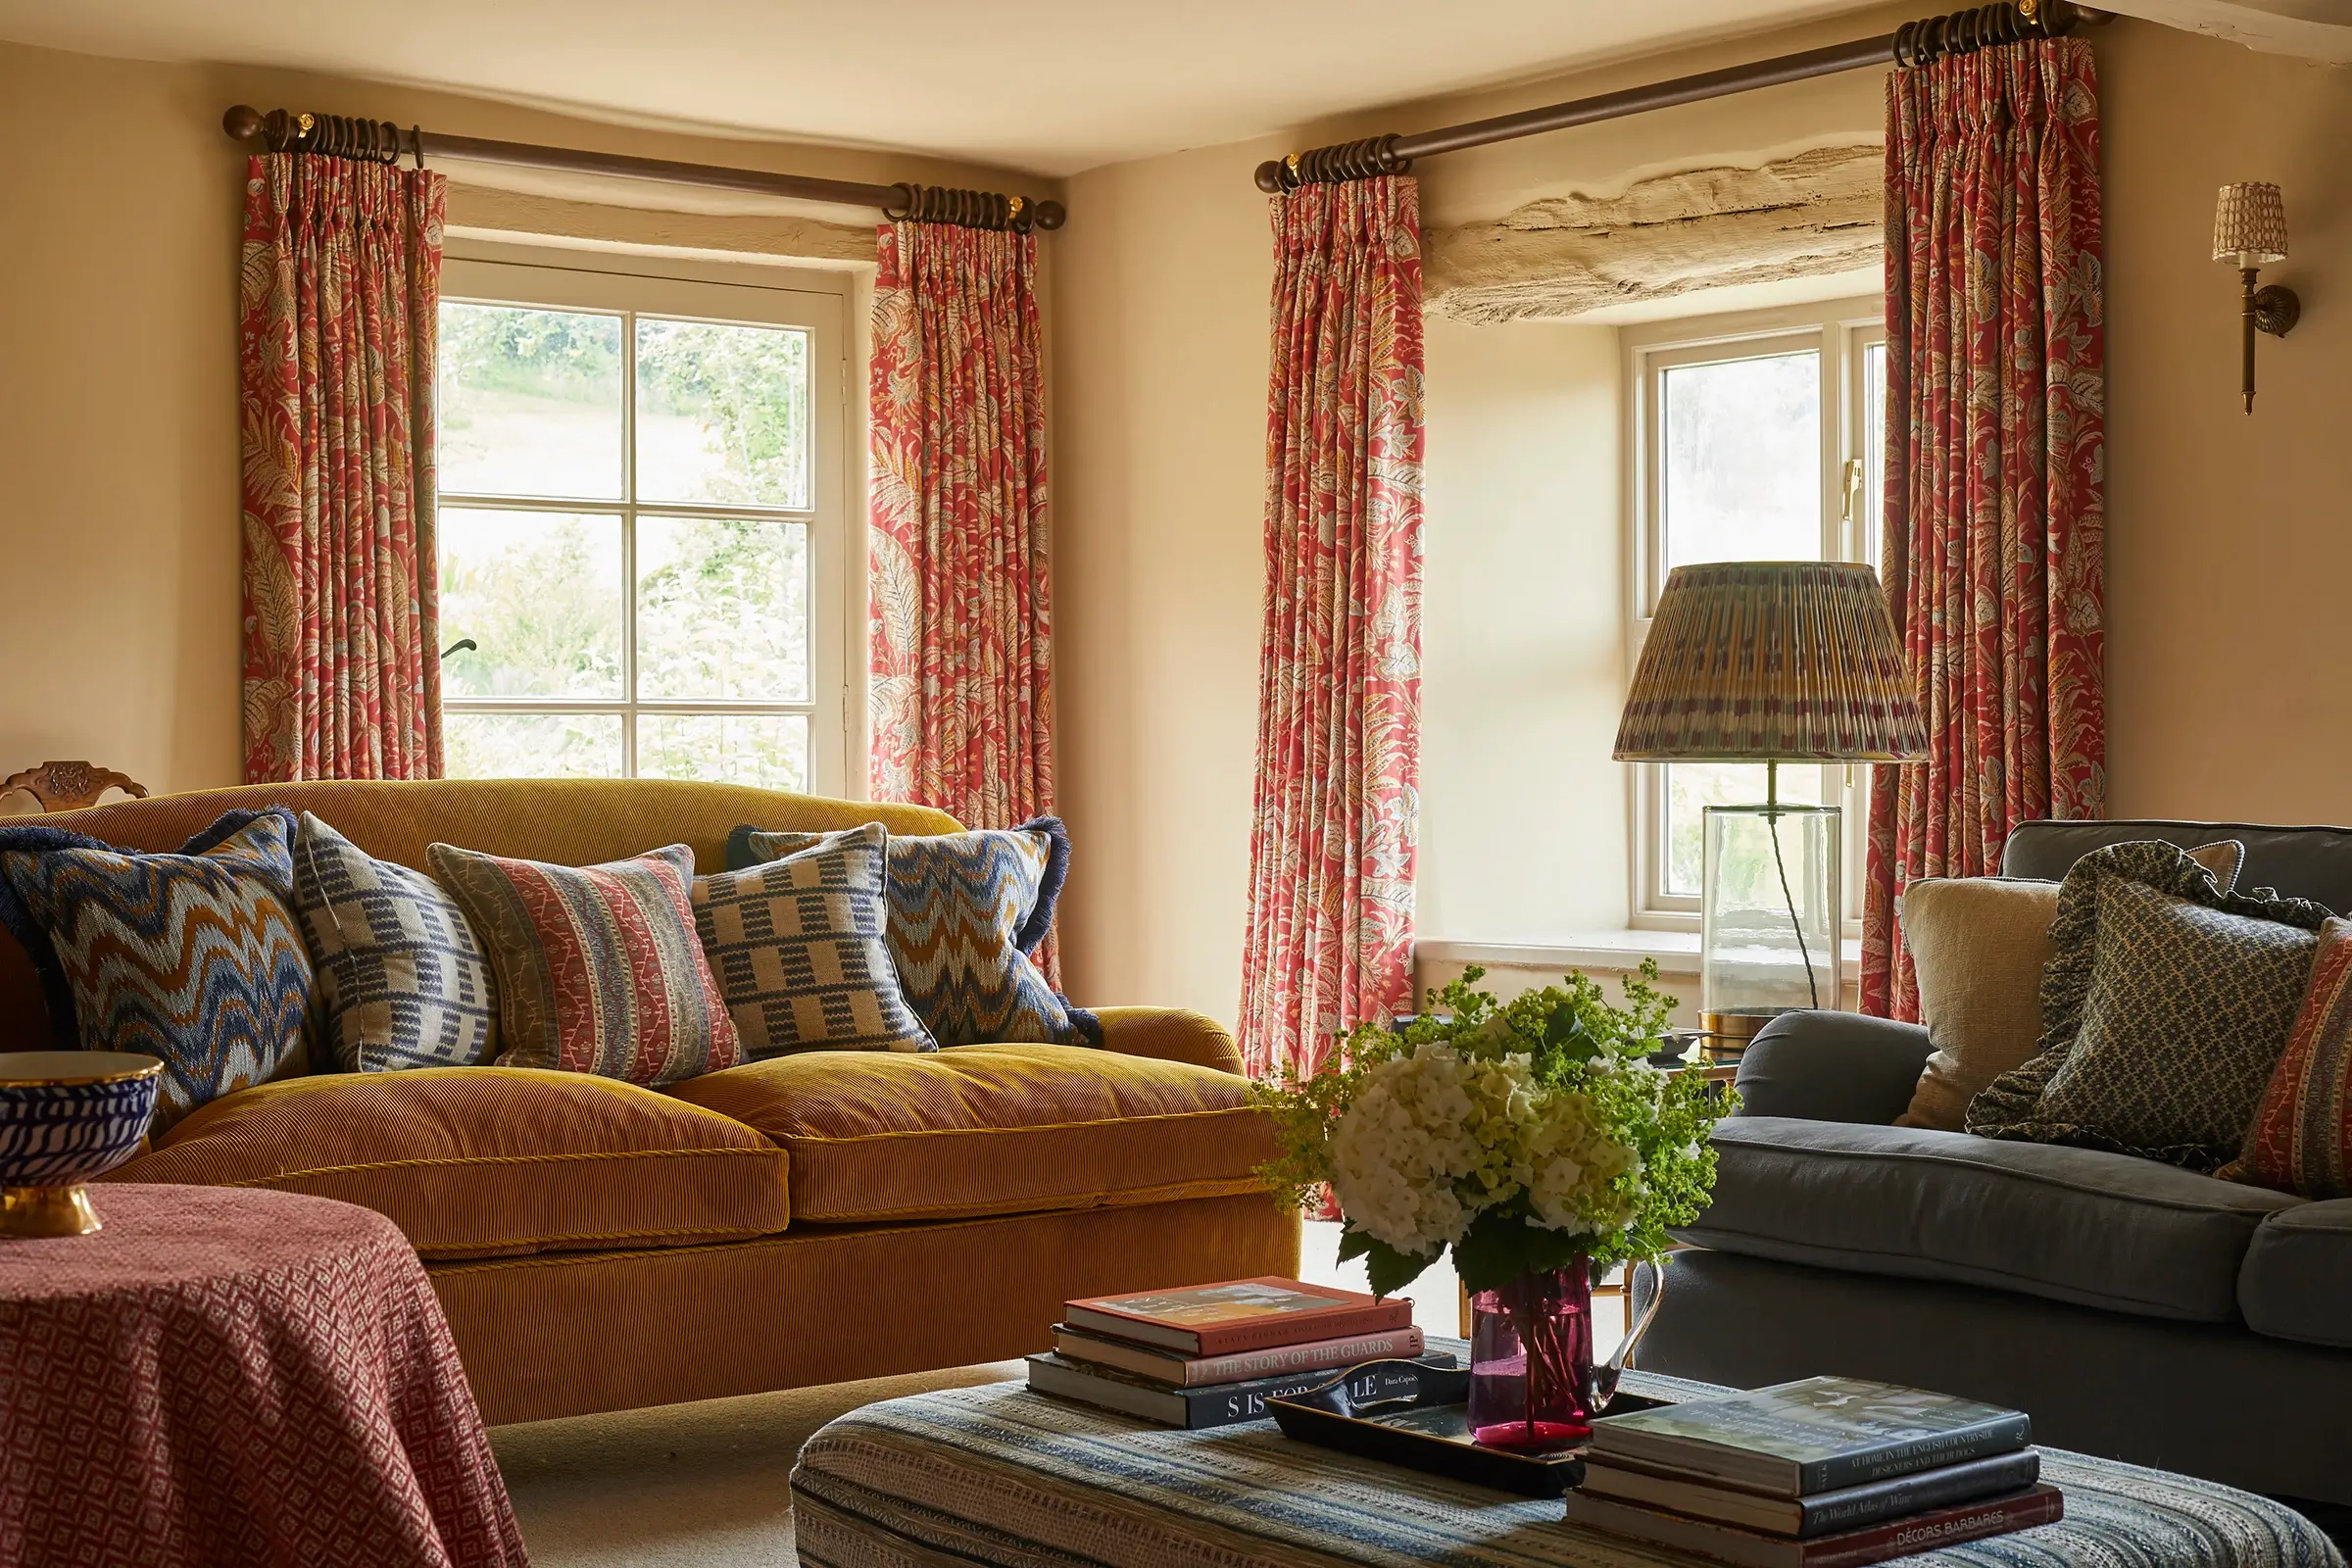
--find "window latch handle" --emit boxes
[1840,458,1865,525]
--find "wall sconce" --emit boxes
[2213,181,2300,415]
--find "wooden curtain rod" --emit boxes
[1253,0,2110,192]
[221,105,1067,233]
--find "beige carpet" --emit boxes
[490,1361,1023,1567]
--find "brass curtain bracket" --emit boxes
[221,105,1066,232]
[1251,0,2111,194]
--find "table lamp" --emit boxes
[1614,562,1927,1045]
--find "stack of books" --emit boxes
[1565,1376,2061,1568]
[1024,1276,1437,1430]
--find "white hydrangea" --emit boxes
[1327,1040,1645,1256]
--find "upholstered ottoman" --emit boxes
[791,1361,2343,1568]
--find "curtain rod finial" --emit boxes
[1253,159,1290,194]
[221,104,265,142]
[1035,200,1067,231]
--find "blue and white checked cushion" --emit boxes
[291,811,499,1073]
[0,808,315,1132]
[731,817,1098,1050]
[691,823,936,1058]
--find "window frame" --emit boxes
[436,248,855,795]
[1621,296,1886,935]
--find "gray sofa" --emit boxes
[1642,819,2352,1506]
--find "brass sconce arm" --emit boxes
[2240,269,2302,415]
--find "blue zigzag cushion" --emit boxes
[693,823,936,1058]
[291,811,499,1073]
[0,808,315,1132]
[730,817,1098,1050]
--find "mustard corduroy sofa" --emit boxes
[0,779,1299,1425]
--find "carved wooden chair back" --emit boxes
[0,761,151,813]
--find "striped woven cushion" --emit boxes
[2230,916,2352,1197]
[734,818,1095,1049]
[691,823,935,1057]
[292,811,499,1073]
[0,808,314,1132]
[429,841,739,1086]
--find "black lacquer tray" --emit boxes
[1267,1358,1674,1497]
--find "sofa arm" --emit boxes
[1092,1007,1245,1076]
[1733,1010,1933,1125]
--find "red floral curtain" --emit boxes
[1862,39,2106,1019]
[867,220,1056,967]
[1239,177,1426,1081]
[240,154,446,783]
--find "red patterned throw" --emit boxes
[2231,917,2352,1197]
[429,841,740,1085]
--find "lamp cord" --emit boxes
[1763,762,1821,1012]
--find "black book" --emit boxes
[1024,1350,1453,1430]
[1590,1377,2031,1495]
[1581,1449,2043,1538]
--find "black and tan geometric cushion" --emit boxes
[690,823,936,1057]
[1967,840,2329,1172]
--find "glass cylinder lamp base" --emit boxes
[1700,802,1839,1020]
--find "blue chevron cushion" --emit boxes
[0,808,316,1131]
[291,811,499,1073]
[730,817,1098,1050]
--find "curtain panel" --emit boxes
[240,154,447,784]
[1239,176,1426,1082]
[867,220,1057,970]
[1862,39,2107,1019]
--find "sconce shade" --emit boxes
[1615,561,1928,762]
[2214,182,2288,266]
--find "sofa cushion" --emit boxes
[103,1065,791,1259]
[665,1044,1275,1224]
[2239,1201,2352,1348]
[1682,1117,2302,1322]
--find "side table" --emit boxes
[0,1183,528,1567]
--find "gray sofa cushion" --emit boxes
[1681,1118,2302,1322]
[2239,1200,2352,1348]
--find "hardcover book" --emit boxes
[1590,1377,2031,1495]
[1579,1449,2042,1539]
[1563,1485,2063,1568]
[1052,1322,1426,1387]
[1061,1277,1412,1356]
[1023,1351,1451,1430]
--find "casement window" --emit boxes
[434,251,852,793]
[1624,298,1886,933]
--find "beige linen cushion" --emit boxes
[1895,840,2245,1131]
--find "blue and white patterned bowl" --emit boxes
[0,1052,163,1238]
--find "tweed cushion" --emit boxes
[0,808,313,1132]
[666,1043,1273,1223]
[1897,842,2245,1131]
[428,841,740,1086]
[105,1064,790,1259]
[1968,841,2329,1171]
[2226,917,2352,1198]
[691,823,935,1057]
[733,818,1096,1049]
[292,811,499,1073]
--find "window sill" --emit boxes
[1415,932,1865,980]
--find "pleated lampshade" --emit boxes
[1614,561,1928,762]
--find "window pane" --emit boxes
[634,318,811,509]
[438,510,623,699]
[443,712,624,779]
[637,713,808,792]
[1862,341,1888,567]
[1664,763,1826,899]
[1661,350,1821,572]
[439,303,623,499]
[636,516,809,702]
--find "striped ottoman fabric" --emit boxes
[791,1362,2344,1568]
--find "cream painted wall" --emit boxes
[0,36,1048,803]
[1418,317,1627,941]
[2098,20,2352,822]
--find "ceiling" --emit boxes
[0,0,1898,177]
